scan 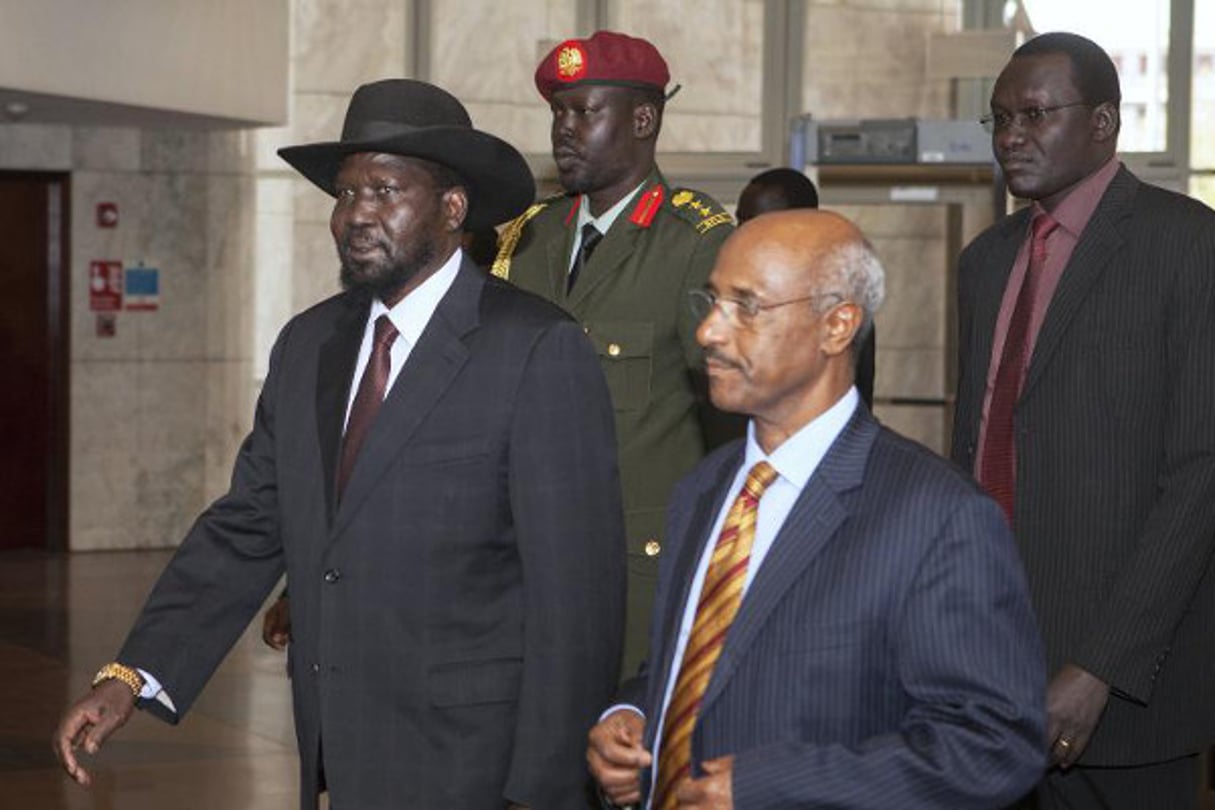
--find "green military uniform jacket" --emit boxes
[494,170,734,673]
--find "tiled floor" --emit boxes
[5,548,1215,809]
[0,549,313,810]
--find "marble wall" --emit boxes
[7,0,966,550]
[838,204,952,453]
[802,0,960,120]
[608,0,766,153]
[0,123,262,549]
[429,0,577,154]
[801,1,967,453]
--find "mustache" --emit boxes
[702,347,741,369]
[336,227,386,253]
[997,151,1032,164]
[552,138,580,157]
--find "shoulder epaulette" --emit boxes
[668,188,733,235]
[628,183,665,228]
[491,192,565,280]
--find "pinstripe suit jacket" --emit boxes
[623,408,1046,807]
[117,259,626,809]
[952,166,1215,765]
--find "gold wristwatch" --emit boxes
[92,662,145,698]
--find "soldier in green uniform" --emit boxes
[493,31,735,675]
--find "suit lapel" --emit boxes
[1022,168,1136,400]
[700,411,877,712]
[316,292,371,523]
[330,259,482,539]
[972,211,1027,392]
[545,198,578,302]
[566,216,641,309]
[566,173,664,310]
[647,451,742,726]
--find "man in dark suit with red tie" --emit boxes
[53,79,626,809]
[952,32,1215,808]
[588,209,1045,809]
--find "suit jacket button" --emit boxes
[323,568,341,583]
[607,342,622,357]
[644,539,661,557]
[310,663,320,674]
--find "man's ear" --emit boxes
[442,186,470,232]
[633,101,659,140]
[822,302,863,357]
[1091,101,1120,144]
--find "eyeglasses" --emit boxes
[979,101,1090,134]
[688,288,841,329]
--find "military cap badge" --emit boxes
[556,42,587,82]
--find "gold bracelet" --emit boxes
[92,662,144,698]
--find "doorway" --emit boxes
[0,172,69,551]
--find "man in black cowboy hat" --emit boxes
[52,79,626,809]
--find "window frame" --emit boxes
[964,0,1195,191]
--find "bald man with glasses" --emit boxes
[588,210,1045,809]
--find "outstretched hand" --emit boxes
[52,679,137,786]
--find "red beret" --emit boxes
[535,30,670,101]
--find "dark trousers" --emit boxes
[1014,755,1199,810]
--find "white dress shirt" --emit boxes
[343,248,462,427]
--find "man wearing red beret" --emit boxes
[493,30,737,678]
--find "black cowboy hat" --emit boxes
[278,79,535,230]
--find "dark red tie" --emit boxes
[979,212,1059,525]
[336,314,398,501]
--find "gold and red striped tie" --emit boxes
[653,461,779,809]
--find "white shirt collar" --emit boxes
[742,387,860,490]
[367,247,462,346]
[576,179,648,235]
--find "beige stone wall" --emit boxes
[802,1,967,454]
[837,203,952,453]
[429,1,577,154]
[608,0,765,153]
[802,0,959,120]
[0,123,260,549]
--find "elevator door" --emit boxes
[0,173,68,550]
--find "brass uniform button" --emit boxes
[644,539,661,557]
[607,342,622,357]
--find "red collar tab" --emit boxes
[563,195,582,226]
[628,184,665,228]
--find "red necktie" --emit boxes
[979,212,1059,524]
[654,461,779,809]
[336,314,398,501]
